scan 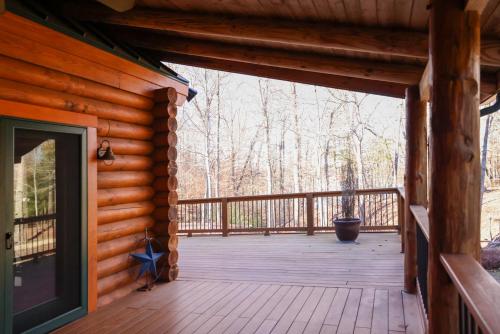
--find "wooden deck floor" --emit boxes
[178,233,404,288]
[56,233,425,334]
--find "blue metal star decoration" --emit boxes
[130,235,164,280]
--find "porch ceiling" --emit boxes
[60,0,500,99]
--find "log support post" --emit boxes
[306,193,314,236]
[404,86,427,293]
[152,87,179,282]
[428,2,481,333]
[222,198,229,237]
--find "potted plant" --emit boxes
[334,157,361,241]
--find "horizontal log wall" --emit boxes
[0,51,167,307]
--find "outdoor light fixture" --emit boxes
[97,140,115,165]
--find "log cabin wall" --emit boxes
[0,12,188,308]
[152,88,180,282]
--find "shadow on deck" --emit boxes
[57,233,425,334]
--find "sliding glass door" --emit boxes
[1,118,87,334]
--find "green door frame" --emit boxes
[0,117,88,334]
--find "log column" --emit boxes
[428,2,481,333]
[404,86,427,293]
[152,87,179,282]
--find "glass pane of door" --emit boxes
[13,135,56,312]
[12,128,82,333]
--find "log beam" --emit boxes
[0,54,154,110]
[128,34,422,85]
[98,186,155,207]
[154,51,407,98]
[151,49,497,101]
[428,2,481,333]
[404,86,427,293]
[65,4,500,66]
[98,202,155,225]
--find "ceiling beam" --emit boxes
[152,50,500,101]
[97,0,136,12]
[149,51,407,98]
[124,32,423,85]
[65,3,427,58]
[65,3,500,66]
[132,33,499,99]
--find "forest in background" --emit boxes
[173,66,408,198]
[167,65,499,242]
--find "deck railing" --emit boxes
[411,205,430,317]
[178,188,402,236]
[406,204,500,334]
[441,254,500,334]
[14,213,56,260]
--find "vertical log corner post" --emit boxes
[152,87,180,282]
[404,86,427,293]
[428,2,481,333]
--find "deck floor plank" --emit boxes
[337,288,363,334]
[205,284,275,333]
[303,288,338,334]
[56,233,424,334]
[355,287,376,329]
[372,289,390,334]
[287,287,326,333]
[240,285,295,334]
[388,289,406,332]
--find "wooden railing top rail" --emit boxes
[410,205,429,240]
[440,254,500,334]
[178,187,400,204]
[397,187,405,199]
[14,213,57,224]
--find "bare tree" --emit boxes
[481,114,494,205]
[393,104,405,186]
[259,79,276,227]
[291,83,303,193]
[259,79,275,195]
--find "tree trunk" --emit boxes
[481,115,493,205]
[33,146,39,216]
[291,83,302,193]
[324,140,331,189]
[259,80,274,228]
[230,134,237,195]
[279,119,286,193]
[215,72,221,198]
[393,111,403,186]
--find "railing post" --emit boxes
[404,85,427,294]
[306,193,314,236]
[397,189,405,253]
[222,198,229,237]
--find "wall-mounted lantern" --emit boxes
[97,140,115,165]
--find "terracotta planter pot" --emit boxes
[333,218,361,242]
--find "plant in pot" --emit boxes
[334,157,361,242]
